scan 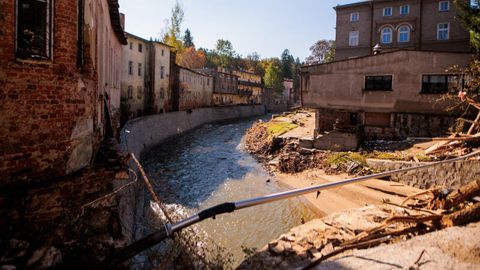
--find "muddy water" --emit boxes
[142,118,316,267]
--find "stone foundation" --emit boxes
[367,158,480,190]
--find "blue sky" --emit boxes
[118,0,355,61]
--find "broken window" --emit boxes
[421,75,460,94]
[127,85,133,99]
[16,0,52,59]
[365,76,392,91]
[128,61,133,75]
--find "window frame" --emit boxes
[383,7,393,17]
[400,5,410,15]
[381,27,393,44]
[364,75,393,91]
[127,85,133,99]
[350,12,360,22]
[437,23,450,40]
[138,43,143,53]
[349,31,359,47]
[421,74,460,94]
[138,63,142,76]
[439,1,450,12]
[160,66,165,79]
[15,0,54,60]
[398,25,410,43]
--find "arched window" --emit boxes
[398,26,410,42]
[381,27,393,44]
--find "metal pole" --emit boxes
[110,149,480,265]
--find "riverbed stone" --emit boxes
[269,242,284,255]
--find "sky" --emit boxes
[118,0,355,61]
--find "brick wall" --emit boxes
[0,0,105,184]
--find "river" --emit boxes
[142,117,316,267]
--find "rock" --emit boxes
[298,148,315,155]
[26,247,62,269]
[269,242,285,255]
[308,247,322,259]
[321,243,334,256]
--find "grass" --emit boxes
[266,122,298,137]
[325,152,367,167]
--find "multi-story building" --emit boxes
[121,33,172,123]
[301,0,474,143]
[232,69,264,104]
[0,0,127,183]
[199,68,242,106]
[335,0,471,60]
[176,66,213,110]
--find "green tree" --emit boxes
[454,0,480,51]
[215,39,237,69]
[183,28,194,48]
[281,49,295,79]
[264,59,284,92]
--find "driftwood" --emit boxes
[443,180,480,209]
[441,202,480,227]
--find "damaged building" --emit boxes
[0,0,129,267]
[121,33,173,123]
[301,0,474,150]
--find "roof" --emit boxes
[125,32,173,48]
[178,65,214,78]
[333,0,371,10]
[301,49,473,70]
[107,0,127,45]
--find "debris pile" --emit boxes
[239,179,480,269]
[277,142,326,174]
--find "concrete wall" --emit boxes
[367,158,480,190]
[120,105,266,158]
[302,50,472,114]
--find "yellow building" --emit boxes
[232,69,263,104]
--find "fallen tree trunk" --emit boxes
[443,180,480,209]
[441,202,480,227]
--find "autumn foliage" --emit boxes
[178,47,206,69]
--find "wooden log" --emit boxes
[441,202,480,227]
[468,111,480,135]
[443,180,480,209]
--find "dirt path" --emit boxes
[275,169,422,217]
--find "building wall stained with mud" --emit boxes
[0,0,126,184]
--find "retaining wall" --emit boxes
[367,158,480,190]
[117,105,266,245]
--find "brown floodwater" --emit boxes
[142,117,316,267]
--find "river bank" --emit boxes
[241,111,480,269]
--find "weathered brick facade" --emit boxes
[0,0,126,185]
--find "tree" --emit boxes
[162,1,185,53]
[214,39,237,69]
[281,49,295,79]
[183,28,194,48]
[264,59,284,92]
[454,0,480,51]
[245,52,264,75]
[305,40,335,65]
[178,47,206,69]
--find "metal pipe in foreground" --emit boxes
[109,149,480,266]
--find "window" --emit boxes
[138,43,143,52]
[383,7,393,16]
[16,0,53,59]
[128,61,133,75]
[381,27,393,44]
[138,63,142,76]
[161,49,164,56]
[400,5,410,15]
[398,26,410,42]
[137,86,143,99]
[160,66,165,79]
[439,1,450,11]
[350,12,359,22]
[160,88,165,99]
[127,85,133,99]
[349,31,359,46]
[129,42,133,50]
[437,23,450,40]
[421,75,459,94]
[365,76,393,91]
